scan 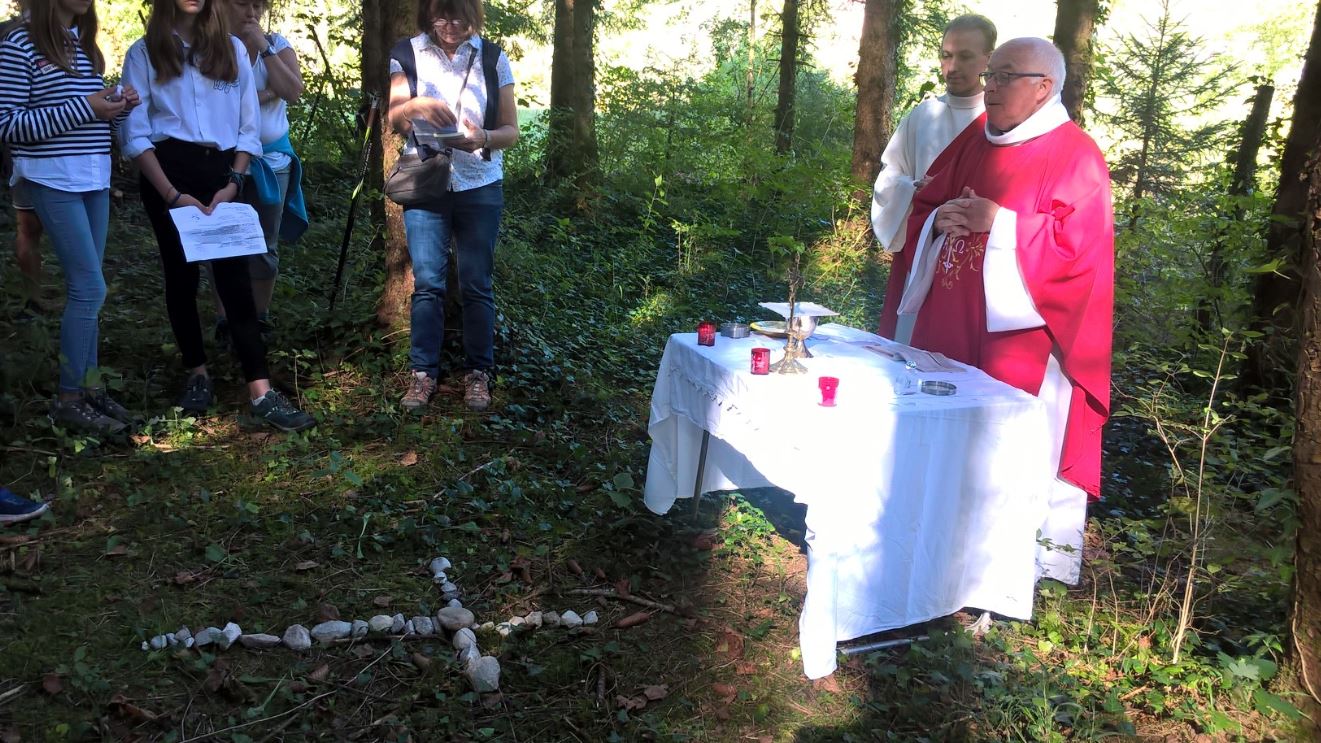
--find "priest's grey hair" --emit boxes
[999,37,1068,94]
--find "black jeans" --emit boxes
[139,139,269,382]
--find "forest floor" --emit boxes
[0,183,1313,741]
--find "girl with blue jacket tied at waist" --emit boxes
[0,0,142,435]
[211,0,307,342]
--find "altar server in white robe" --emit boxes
[872,14,995,344]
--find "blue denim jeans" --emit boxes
[403,181,503,377]
[26,182,109,392]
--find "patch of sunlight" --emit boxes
[630,291,673,329]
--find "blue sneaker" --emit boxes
[0,487,49,525]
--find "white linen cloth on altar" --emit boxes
[643,324,1054,678]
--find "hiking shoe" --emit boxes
[0,487,49,524]
[402,371,436,412]
[49,396,127,435]
[252,389,316,432]
[178,374,214,414]
[463,369,491,412]
[86,389,142,426]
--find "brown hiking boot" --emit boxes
[402,371,436,412]
[463,370,491,411]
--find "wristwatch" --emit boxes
[260,44,277,59]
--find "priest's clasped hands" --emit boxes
[934,187,1000,237]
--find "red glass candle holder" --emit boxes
[751,347,770,375]
[818,376,840,407]
[697,321,717,347]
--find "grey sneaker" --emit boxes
[402,371,436,412]
[252,389,316,432]
[49,397,126,436]
[463,369,491,412]
[178,374,213,414]
[86,389,141,426]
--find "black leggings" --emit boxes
[139,139,269,382]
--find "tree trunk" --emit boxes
[1052,0,1099,126]
[366,0,416,329]
[1293,147,1321,721]
[1199,83,1274,331]
[773,0,799,154]
[1242,0,1321,393]
[746,0,756,111]
[851,0,897,187]
[546,0,599,194]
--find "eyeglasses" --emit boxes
[979,71,1047,86]
[432,18,469,28]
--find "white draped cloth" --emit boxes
[870,92,985,254]
[643,325,1054,679]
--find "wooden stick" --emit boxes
[564,588,677,615]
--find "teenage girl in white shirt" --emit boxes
[119,0,314,432]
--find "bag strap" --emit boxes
[390,37,418,99]
[480,39,500,162]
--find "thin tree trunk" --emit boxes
[367,0,416,329]
[1053,0,1099,126]
[773,0,799,154]
[747,0,756,110]
[1199,83,1273,331]
[851,0,897,188]
[547,0,599,194]
[1293,147,1321,718]
[1242,0,1321,393]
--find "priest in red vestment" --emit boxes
[877,37,1114,584]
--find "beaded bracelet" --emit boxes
[168,189,182,207]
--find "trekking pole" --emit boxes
[328,94,379,313]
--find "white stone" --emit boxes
[368,615,394,634]
[141,641,150,652]
[283,624,312,651]
[508,616,525,628]
[452,627,476,651]
[175,627,193,644]
[495,622,512,638]
[457,643,481,666]
[436,606,475,632]
[524,611,543,629]
[465,656,501,693]
[561,610,583,629]
[165,633,178,647]
[413,616,435,637]
[219,622,242,650]
[478,621,495,633]
[149,635,167,650]
[433,572,448,584]
[351,620,369,639]
[440,580,459,594]
[542,611,561,627]
[194,627,220,647]
[310,620,352,644]
[403,619,416,636]
[239,633,281,649]
[430,556,452,575]
[447,599,463,608]
[390,614,406,633]
[183,637,195,649]
[583,611,599,626]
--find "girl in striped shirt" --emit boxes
[0,0,143,435]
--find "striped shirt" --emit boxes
[0,26,112,170]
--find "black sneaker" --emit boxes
[252,389,316,432]
[86,389,142,426]
[49,397,127,435]
[178,374,214,414]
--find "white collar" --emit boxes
[984,96,1070,145]
[421,33,480,55]
[941,91,984,110]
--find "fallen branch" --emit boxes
[563,588,677,615]
[177,690,335,743]
[0,684,26,707]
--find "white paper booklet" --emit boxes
[169,202,267,263]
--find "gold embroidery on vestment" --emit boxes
[937,234,987,289]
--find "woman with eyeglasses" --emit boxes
[388,0,518,413]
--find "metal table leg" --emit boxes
[692,429,710,518]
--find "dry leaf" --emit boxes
[399,450,419,467]
[41,673,62,696]
[108,693,160,723]
[372,596,392,608]
[172,570,197,585]
[308,664,331,684]
[642,684,668,701]
[289,680,308,694]
[712,682,737,699]
[203,662,229,694]
[615,695,647,711]
[615,611,652,629]
[293,560,319,572]
[715,630,745,659]
[735,661,757,676]
[692,530,720,551]
[316,603,340,622]
[104,543,129,557]
[593,566,607,581]
[500,528,511,543]
[411,652,432,670]
[575,482,596,493]
[612,578,631,598]
[351,645,375,659]
[812,675,842,693]
[567,559,584,576]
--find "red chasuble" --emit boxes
[879,119,1115,500]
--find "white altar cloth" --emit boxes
[643,324,1054,678]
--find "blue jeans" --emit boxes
[26,182,109,392]
[403,181,503,377]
